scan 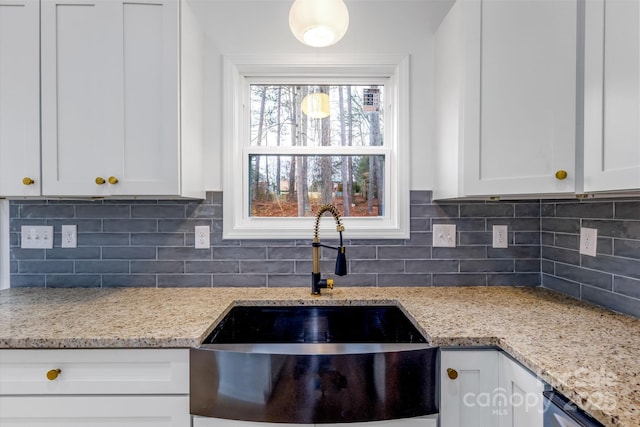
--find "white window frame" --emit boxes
[222,54,410,240]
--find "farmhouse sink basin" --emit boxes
[190,305,438,424]
[202,305,428,344]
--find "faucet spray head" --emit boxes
[335,245,347,276]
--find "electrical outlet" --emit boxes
[195,225,210,249]
[579,227,598,257]
[61,225,77,248]
[433,224,456,247]
[21,225,54,249]
[492,225,508,248]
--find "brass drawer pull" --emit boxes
[95,177,106,185]
[22,177,35,185]
[46,368,61,381]
[108,176,118,185]
[447,368,458,380]
[555,170,568,180]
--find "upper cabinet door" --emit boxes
[114,0,180,196]
[463,0,578,196]
[41,0,120,196]
[584,0,640,192]
[0,0,40,196]
[434,0,578,199]
[41,0,180,197]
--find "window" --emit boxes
[223,55,409,239]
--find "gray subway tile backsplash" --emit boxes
[8,191,640,318]
[541,198,640,318]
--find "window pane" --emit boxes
[249,85,384,148]
[249,155,384,217]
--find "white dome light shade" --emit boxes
[301,93,330,118]
[289,0,349,48]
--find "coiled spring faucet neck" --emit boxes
[312,204,347,295]
[313,204,345,241]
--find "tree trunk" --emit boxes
[288,88,297,202]
[296,87,310,216]
[319,86,333,206]
[276,86,282,197]
[339,86,350,216]
[253,87,267,201]
[347,86,354,209]
[368,86,383,215]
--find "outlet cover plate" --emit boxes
[195,225,210,249]
[61,225,77,248]
[579,227,597,257]
[433,224,456,247]
[21,225,54,249]
[492,225,508,248]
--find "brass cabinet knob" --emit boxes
[108,176,118,185]
[95,177,106,185]
[22,177,35,185]
[555,170,568,180]
[46,368,61,381]
[447,368,458,380]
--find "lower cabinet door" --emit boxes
[440,350,500,427]
[0,395,190,427]
[498,353,546,427]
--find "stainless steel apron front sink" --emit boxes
[190,305,438,424]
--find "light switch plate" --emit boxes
[433,224,456,247]
[579,227,597,257]
[492,225,508,248]
[21,225,54,249]
[195,225,210,249]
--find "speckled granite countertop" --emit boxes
[0,286,638,426]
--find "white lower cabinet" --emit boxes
[440,349,545,427]
[498,352,546,427]
[0,349,190,427]
[1,395,189,427]
[440,350,500,427]
[193,416,438,427]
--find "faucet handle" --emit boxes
[326,279,334,289]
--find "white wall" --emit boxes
[187,0,454,191]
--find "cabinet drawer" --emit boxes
[0,395,190,427]
[0,348,188,395]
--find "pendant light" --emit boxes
[289,0,349,48]
[301,92,330,118]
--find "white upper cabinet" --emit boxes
[434,0,578,199]
[40,0,204,198]
[584,0,640,192]
[0,0,40,197]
